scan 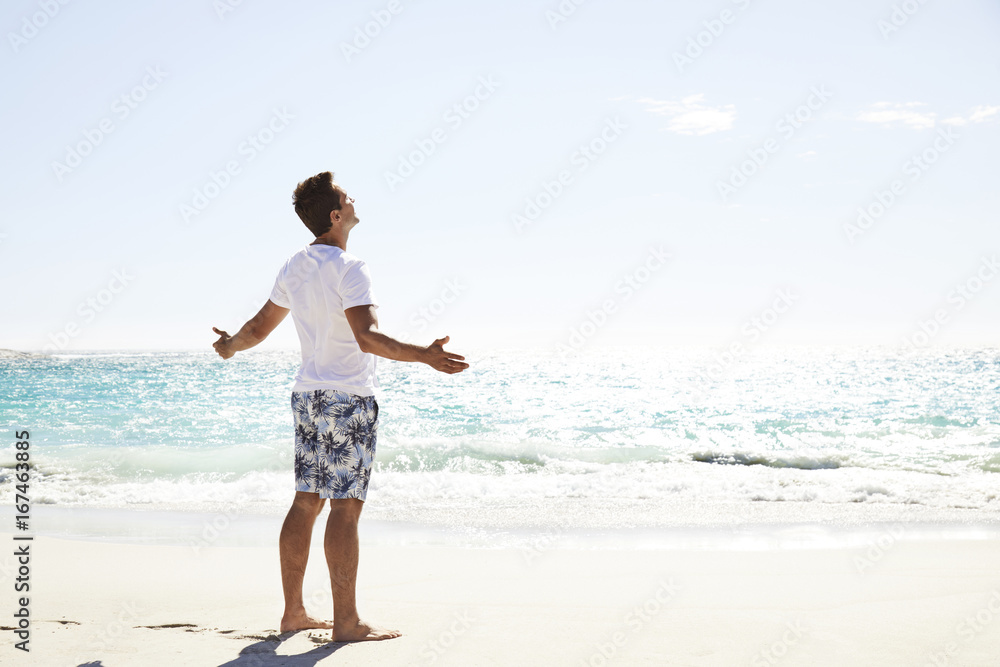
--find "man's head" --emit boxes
[292,171,359,237]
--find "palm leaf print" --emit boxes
[361,466,372,493]
[362,431,377,457]
[321,430,353,470]
[325,400,359,428]
[311,458,335,490]
[342,415,368,449]
[294,450,312,481]
[295,422,320,457]
[332,471,355,496]
[354,459,372,493]
[310,390,329,419]
[292,393,311,423]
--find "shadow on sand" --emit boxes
[216,631,349,666]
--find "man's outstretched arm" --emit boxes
[213,299,290,359]
[345,305,469,374]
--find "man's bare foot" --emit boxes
[332,619,401,642]
[280,609,334,632]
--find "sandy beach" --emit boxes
[8,512,1000,667]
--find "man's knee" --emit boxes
[292,491,325,515]
[327,498,363,523]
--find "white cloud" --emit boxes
[937,105,999,126]
[858,103,1000,129]
[969,105,1000,123]
[856,102,936,129]
[639,94,736,136]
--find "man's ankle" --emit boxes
[334,613,360,627]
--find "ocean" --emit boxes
[2,346,1000,544]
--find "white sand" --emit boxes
[8,520,1000,666]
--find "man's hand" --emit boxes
[211,301,289,360]
[423,335,469,374]
[212,326,235,359]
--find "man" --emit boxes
[211,171,469,642]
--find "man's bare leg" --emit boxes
[326,498,401,642]
[279,491,334,632]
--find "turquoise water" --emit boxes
[2,346,1000,520]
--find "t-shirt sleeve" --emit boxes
[341,260,379,310]
[268,269,292,308]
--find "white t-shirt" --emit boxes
[268,244,379,396]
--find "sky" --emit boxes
[1,0,998,353]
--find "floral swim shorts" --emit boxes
[291,389,378,501]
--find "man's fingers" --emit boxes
[211,326,232,360]
[438,359,469,373]
[427,336,467,372]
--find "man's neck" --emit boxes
[311,234,347,251]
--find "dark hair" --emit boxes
[292,171,342,237]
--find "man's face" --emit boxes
[335,186,359,226]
